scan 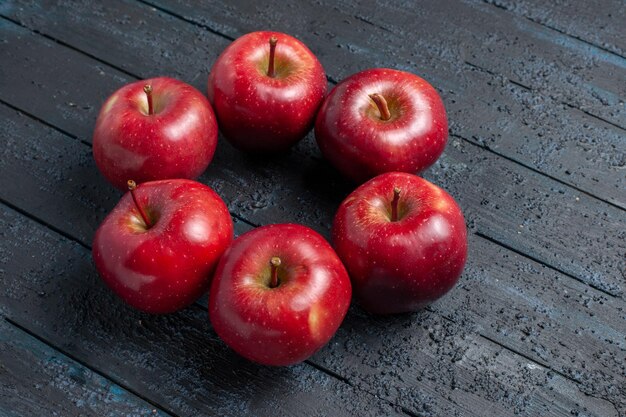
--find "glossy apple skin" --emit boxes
[332,172,466,315]
[208,31,327,152]
[315,68,448,183]
[209,224,351,366]
[92,179,233,314]
[93,77,218,190]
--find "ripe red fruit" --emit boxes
[332,172,467,314]
[208,31,327,152]
[93,77,218,190]
[92,179,233,313]
[209,224,352,366]
[315,68,448,183]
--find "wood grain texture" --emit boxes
[1,61,625,417]
[329,0,626,128]
[476,0,626,58]
[0,205,404,417]
[197,237,626,414]
[0,17,624,410]
[3,0,626,209]
[1,198,620,416]
[0,319,170,417]
[0,6,623,298]
[0,1,625,415]
[4,96,625,410]
[137,0,626,208]
[0,0,230,83]
[314,309,621,417]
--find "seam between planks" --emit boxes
[0,197,91,251]
[0,15,140,81]
[451,130,626,212]
[463,61,626,134]
[480,0,626,60]
[432,312,621,413]
[478,331,622,415]
[135,0,235,42]
[305,361,421,417]
[0,98,91,148]
[186,303,421,417]
[561,102,626,133]
[474,231,617,298]
[2,316,177,417]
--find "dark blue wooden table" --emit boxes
[0,0,624,416]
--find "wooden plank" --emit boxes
[439,235,626,411]
[2,88,625,415]
[0,319,170,417]
[0,0,229,82]
[314,309,620,417]
[329,0,626,128]
[0,106,120,245]
[136,0,626,208]
[2,0,625,209]
[0,18,129,142]
[0,204,618,417]
[0,16,624,294]
[476,0,626,57]
[0,205,403,417]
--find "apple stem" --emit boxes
[391,187,401,222]
[267,36,278,78]
[127,180,152,228]
[144,84,154,115]
[369,93,391,121]
[269,256,281,288]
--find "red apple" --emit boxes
[315,68,448,183]
[93,77,218,190]
[209,224,351,366]
[92,179,233,314]
[332,172,466,315]
[208,31,326,152]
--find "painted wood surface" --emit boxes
[0,319,170,417]
[0,0,624,416]
[477,0,626,57]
